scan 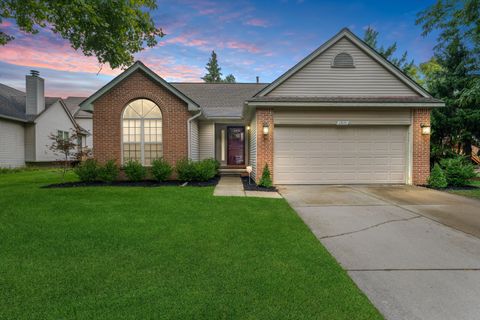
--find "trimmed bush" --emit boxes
[258,164,273,188]
[194,158,218,181]
[74,159,99,182]
[175,158,196,182]
[440,156,476,187]
[151,158,173,181]
[123,160,146,181]
[175,158,219,182]
[428,163,448,188]
[98,160,119,182]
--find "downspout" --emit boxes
[187,111,202,160]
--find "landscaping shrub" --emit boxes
[194,158,218,181]
[428,163,448,188]
[440,156,477,187]
[258,164,273,188]
[98,160,119,182]
[175,158,219,182]
[175,158,196,182]
[74,159,99,182]
[123,160,146,181]
[151,158,173,181]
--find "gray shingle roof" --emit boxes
[0,83,62,122]
[64,97,91,118]
[248,96,443,104]
[171,83,268,118]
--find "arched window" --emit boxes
[332,52,355,68]
[122,99,162,166]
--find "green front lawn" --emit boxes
[447,180,480,200]
[0,170,382,319]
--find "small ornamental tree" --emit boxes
[258,164,273,188]
[428,163,448,189]
[48,129,80,181]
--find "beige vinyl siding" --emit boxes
[249,114,257,180]
[274,126,408,184]
[275,109,411,126]
[268,37,419,97]
[199,121,215,160]
[190,119,199,161]
[0,119,25,168]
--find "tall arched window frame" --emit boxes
[122,99,163,166]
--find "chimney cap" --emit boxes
[30,70,40,77]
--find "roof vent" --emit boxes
[30,70,40,77]
[332,52,354,68]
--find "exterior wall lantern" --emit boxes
[421,124,431,135]
[263,123,269,135]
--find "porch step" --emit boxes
[219,168,247,175]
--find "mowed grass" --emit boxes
[448,180,480,200]
[0,170,382,319]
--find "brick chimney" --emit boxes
[26,70,45,115]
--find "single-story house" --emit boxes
[80,28,444,185]
[0,72,91,167]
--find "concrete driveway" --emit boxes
[279,185,480,320]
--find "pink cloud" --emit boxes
[245,18,269,27]
[0,40,120,76]
[166,35,209,48]
[225,41,261,53]
[1,20,13,27]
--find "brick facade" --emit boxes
[93,70,191,167]
[255,108,274,183]
[412,108,431,185]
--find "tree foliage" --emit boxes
[363,26,419,81]
[48,129,81,181]
[0,0,164,69]
[416,1,480,160]
[202,50,236,83]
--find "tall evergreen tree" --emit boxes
[202,51,236,83]
[202,51,223,82]
[363,27,419,82]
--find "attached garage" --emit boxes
[273,109,411,184]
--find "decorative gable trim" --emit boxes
[255,28,431,98]
[79,61,200,112]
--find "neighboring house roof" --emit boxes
[0,83,86,133]
[64,96,91,118]
[0,83,61,122]
[171,83,268,118]
[254,28,433,98]
[80,61,200,112]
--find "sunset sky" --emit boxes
[0,0,439,98]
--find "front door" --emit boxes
[227,126,245,165]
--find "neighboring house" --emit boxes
[80,28,444,185]
[0,71,91,167]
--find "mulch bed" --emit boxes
[426,185,480,191]
[42,176,220,188]
[241,176,278,192]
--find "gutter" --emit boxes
[187,111,202,160]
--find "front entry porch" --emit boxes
[215,123,248,172]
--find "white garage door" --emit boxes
[274,126,408,184]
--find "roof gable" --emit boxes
[79,61,200,112]
[256,28,431,98]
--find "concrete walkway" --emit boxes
[280,185,480,320]
[214,176,282,198]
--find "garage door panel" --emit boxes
[274,126,408,184]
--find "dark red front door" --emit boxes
[227,127,245,165]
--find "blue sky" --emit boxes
[0,0,438,97]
